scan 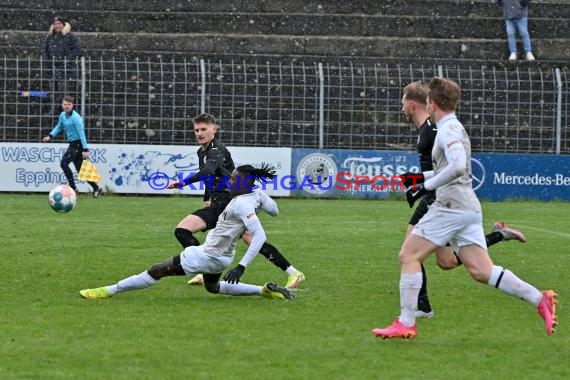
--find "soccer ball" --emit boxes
[48,185,77,213]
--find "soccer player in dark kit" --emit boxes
[167,113,305,288]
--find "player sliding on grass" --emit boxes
[80,164,294,301]
[372,77,557,339]
[399,81,527,319]
[166,113,304,289]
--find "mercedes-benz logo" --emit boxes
[471,158,485,191]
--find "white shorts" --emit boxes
[179,245,234,277]
[412,204,487,251]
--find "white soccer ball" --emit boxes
[48,185,77,213]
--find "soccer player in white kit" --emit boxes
[372,77,557,339]
[79,164,294,301]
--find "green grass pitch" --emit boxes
[0,193,568,379]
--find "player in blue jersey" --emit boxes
[42,96,103,198]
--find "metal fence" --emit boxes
[1,56,568,154]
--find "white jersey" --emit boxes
[431,114,481,212]
[202,192,261,258]
[253,188,278,216]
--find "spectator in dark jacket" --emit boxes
[43,16,80,78]
[42,16,81,114]
[498,0,535,61]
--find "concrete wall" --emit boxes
[1,0,569,63]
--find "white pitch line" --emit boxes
[515,224,570,239]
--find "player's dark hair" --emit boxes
[62,95,74,104]
[193,113,220,137]
[236,163,276,185]
[193,113,217,126]
[428,77,460,112]
[403,81,428,104]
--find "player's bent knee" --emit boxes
[177,215,207,231]
[398,250,418,266]
[241,231,252,245]
[436,262,453,270]
[147,263,166,280]
[204,282,219,294]
[465,266,489,283]
[203,273,222,293]
[147,257,184,280]
[436,258,458,270]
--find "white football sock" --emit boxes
[219,281,262,296]
[285,265,299,275]
[399,272,423,327]
[107,271,157,295]
[487,265,542,306]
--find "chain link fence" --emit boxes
[1,56,567,154]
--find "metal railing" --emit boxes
[1,56,567,154]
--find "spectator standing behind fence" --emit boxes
[42,16,81,114]
[498,0,535,62]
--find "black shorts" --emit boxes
[61,140,84,166]
[408,191,436,225]
[192,192,232,230]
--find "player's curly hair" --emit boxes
[236,163,276,184]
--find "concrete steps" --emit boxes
[3,9,567,39]
[4,0,569,17]
[3,30,569,64]
[1,0,568,61]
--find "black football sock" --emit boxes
[174,228,200,248]
[259,242,291,271]
[486,232,504,247]
[417,263,432,313]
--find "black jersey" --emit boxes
[408,118,438,225]
[183,138,235,200]
[416,118,437,172]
